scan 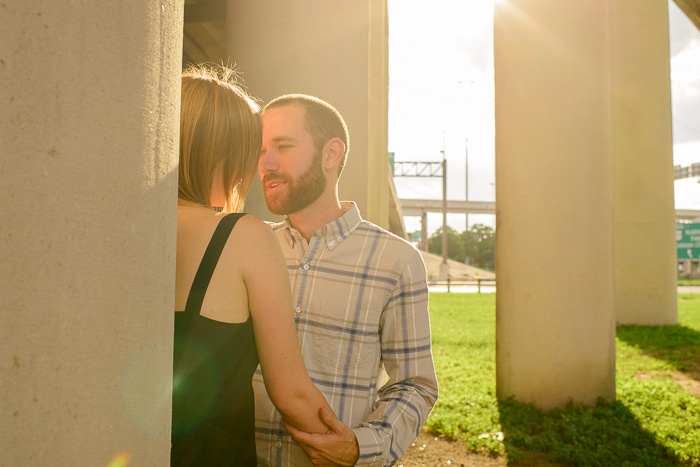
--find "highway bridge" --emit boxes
[400,198,700,252]
[399,198,700,222]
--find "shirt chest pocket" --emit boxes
[309,308,379,370]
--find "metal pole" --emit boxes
[442,157,447,268]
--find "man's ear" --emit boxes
[323,138,345,171]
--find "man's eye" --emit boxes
[279,144,291,150]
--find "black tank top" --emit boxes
[171,213,259,466]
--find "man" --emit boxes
[253,94,438,467]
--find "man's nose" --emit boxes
[259,149,278,172]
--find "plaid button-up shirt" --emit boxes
[253,202,438,467]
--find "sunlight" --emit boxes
[388,0,497,234]
[390,0,700,237]
[669,0,700,209]
[107,452,131,467]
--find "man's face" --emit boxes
[259,104,326,215]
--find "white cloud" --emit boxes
[675,177,700,210]
[388,0,497,210]
[669,0,698,56]
[671,39,700,144]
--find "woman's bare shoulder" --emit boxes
[232,215,281,252]
[235,214,274,236]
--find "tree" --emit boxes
[461,224,495,271]
[427,226,465,263]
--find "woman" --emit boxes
[172,65,331,466]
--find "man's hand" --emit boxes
[283,407,360,467]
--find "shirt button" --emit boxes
[303,264,309,270]
[329,240,336,247]
[276,439,282,448]
[295,306,301,314]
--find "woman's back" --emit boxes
[172,209,258,466]
[175,206,251,322]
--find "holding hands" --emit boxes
[284,407,360,467]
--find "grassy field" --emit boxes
[426,293,700,466]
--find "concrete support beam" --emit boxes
[226,0,390,229]
[611,0,677,325]
[0,1,182,464]
[494,0,616,408]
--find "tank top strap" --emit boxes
[184,213,247,315]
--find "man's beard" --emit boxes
[262,151,326,215]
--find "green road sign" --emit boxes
[676,223,700,260]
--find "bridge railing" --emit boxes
[427,278,496,293]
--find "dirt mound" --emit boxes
[420,251,495,281]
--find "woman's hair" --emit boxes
[179,64,262,213]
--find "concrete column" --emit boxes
[611,1,677,325]
[494,0,616,408]
[0,1,182,464]
[421,211,429,251]
[227,0,390,228]
[366,0,390,227]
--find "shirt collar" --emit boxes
[281,201,362,251]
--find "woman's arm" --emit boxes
[238,217,332,434]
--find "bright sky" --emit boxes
[388,0,700,235]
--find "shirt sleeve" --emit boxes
[350,248,439,466]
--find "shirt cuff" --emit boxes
[351,426,387,467]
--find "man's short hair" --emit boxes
[263,94,350,176]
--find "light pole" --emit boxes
[441,150,448,280]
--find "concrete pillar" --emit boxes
[227,0,390,229]
[494,0,616,408]
[421,211,429,251]
[611,1,677,325]
[0,1,182,464]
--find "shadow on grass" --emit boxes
[497,397,681,466]
[616,324,700,388]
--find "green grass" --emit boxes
[426,292,700,466]
[679,279,700,286]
